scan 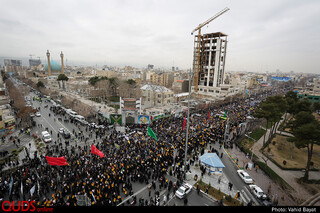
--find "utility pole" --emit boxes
[184,69,193,180]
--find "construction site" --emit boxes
[191,8,232,99]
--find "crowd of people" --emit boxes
[0,86,290,206]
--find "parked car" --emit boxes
[175,183,193,199]
[35,112,41,117]
[237,170,253,184]
[249,184,267,200]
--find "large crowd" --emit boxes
[0,87,290,206]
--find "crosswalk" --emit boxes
[241,187,260,205]
[1,133,33,150]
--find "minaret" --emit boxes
[46,50,51,76]
[60,51,64,74]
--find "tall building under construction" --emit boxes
[192,32,228,96]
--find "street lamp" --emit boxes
[184,69,193,180]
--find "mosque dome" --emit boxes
[44,60,61,71]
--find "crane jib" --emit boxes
[191,7,230,34]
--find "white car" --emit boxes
[41,131,52,143]
[58,128,65,134]
[175,183,193,199]
[35,112,41,117]
[237,170,253,184]
[249,185,267,200]
[97,125,105,129]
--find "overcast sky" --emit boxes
[1,0,319,73]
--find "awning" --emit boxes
[200,153,225,168]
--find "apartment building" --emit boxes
[140,84,174,108]
[150,72,174,88]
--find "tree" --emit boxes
[254,95,287,145]
[17,106,34,128]
[108,77,119,97]
[96,79,110,103]
[5,78,26,110]
[36,81,45,88]
[312,102,320,113]
[57,74,69,89]
[292,99,312,116]
[88,76,102,86]
[126,79,136,85]
[289,111,320,181]
[118,80,141,99]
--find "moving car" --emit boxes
[59,128,65,134]
[175,183,193,199]
[41,131,52,143]
[249,185,267,200]
[35,112,41,117]
[237,170,253,184]
[63,131,71,139]
[58,128,71,139]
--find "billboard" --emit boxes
[110,114,122,124]
[122,98,138,110]
[271,76,291,82]
[138,115,150,124]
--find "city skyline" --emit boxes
[0,0,319,73]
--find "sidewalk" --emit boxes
[246,115,320,205]
[186,151,239,199]
[1,132,37,171]
[251,127,320,204]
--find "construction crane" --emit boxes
[191,7,230,92]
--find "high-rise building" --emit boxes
[192,32,228,94]
[4,59,23,73]
[4,59,22,66]
[29,59,41,67]
[147,64,154,70]
[150,72,174,88]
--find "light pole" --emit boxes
[184,69,193,180]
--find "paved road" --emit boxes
[1,76,259,206]
[209,141,260,205]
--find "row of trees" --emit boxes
[254,91,320,181]
[5,78,34,128]
[88,76,141,103]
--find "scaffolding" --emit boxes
[193,32,228,90]
[191,7,229,92]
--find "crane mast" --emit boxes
[192,7,229,92]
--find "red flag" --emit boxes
[91,144,105,158]
[207,110,210,120]
[183,116,186,130]
[45,156,68,166]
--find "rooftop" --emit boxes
[140,84,172,92]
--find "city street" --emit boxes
[0,76,292,206]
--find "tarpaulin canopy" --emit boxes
[200,153,225,168]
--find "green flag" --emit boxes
[147,127,157,140]
[219,110,228,120]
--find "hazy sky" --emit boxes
[1,0,319,73]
